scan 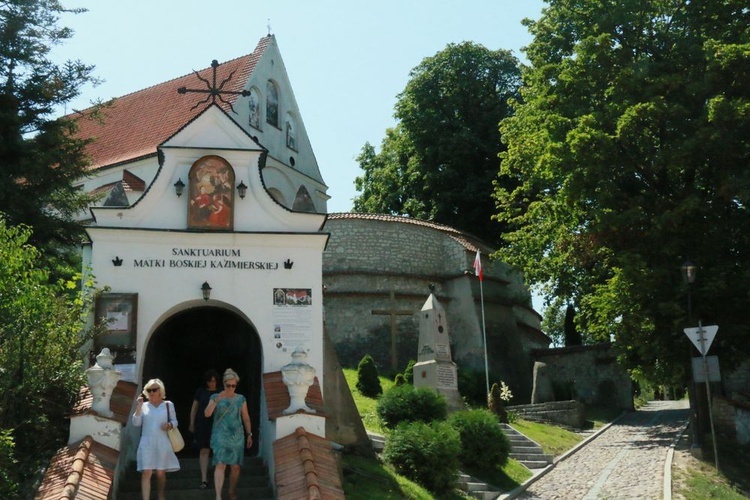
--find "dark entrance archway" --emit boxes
[142,306,261,455]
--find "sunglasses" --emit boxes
[146,388,159,393]
[225,383,236,388]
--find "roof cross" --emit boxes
[177,59,250,114]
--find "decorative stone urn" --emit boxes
[281,347,316,414]
[86,348,122,418]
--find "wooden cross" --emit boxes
[177,59,250,114]
[372,291,414,371]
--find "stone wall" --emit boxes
[532,343,633,410]
[713,396,750,445]
[322,214,549,403]
[723,359,750,398]
[507,400,587,429]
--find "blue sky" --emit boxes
[53,0,546,214]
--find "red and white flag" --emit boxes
[473,250,483,281]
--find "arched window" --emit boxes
[248,87,261,129]
[266,80,279,128]
[285,114,297,150]
[187,155,235,230]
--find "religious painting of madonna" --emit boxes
[188,155,235,230]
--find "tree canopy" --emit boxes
[495,0,750,383]
[0,217,94,497]
[354,41,521,244]
[0,0,98,273]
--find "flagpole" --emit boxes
[474,250,490,397]
[480,276,489,397]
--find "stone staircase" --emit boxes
[116,455,274,499]
[501,423,553,470]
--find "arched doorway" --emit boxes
[142,306,261,454]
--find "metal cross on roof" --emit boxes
[177,59,250,114]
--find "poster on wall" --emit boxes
[93,293,138,363]
[272,288,312,352]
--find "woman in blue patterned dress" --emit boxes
[132,378,180,500]
[205,368,252,500]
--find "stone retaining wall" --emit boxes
[508,400,587,429]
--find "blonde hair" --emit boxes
[223,368,240,384]
[142,378,166,398]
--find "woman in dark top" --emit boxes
[189,369,220,489]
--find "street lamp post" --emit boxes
[682,260,701,452]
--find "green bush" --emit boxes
[393,373,406,386]
[448,409,511,469]
[382,421,460,494]
[488,382,508,423]
[356,354,382,398]
[403,359,416,384]
[376,385,447,428]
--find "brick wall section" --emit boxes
[532,343,633,410]
[322,214,548,402]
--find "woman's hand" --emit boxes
[246,434,253,449]
[161,422,173,431]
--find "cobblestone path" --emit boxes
[517,400,689,499]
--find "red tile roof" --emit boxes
[70,380,139,425]
[37,380,138,498]
[73,36,272,171]
[264,371,325,420]
[273,427,345,500]
[34,437,118,500]
[122,170,146,191]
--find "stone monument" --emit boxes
[413,290,464,411]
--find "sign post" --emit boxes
[684,322,720,471]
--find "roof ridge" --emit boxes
[61,436,94,499]
[326,212,492,251]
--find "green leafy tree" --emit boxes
[0,0,99,274]
[0,217,94,498]
[354,42,521,244]
[495,0,750,383]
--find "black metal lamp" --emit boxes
[682,260,697,285]
[174,178,185,197]
[201,281,212,301]
[237,181,248,199]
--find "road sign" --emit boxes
[692,356,721,383]
[684,325,718,356]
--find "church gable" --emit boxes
[73,35,328,215]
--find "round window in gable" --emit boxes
[289,157,296,167]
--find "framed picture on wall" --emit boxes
[94,293,138,350]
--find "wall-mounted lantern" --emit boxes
[201,281,212,301]
[174,178,185,197]
[237,181,248,199]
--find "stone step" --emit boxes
[510,452,553,463]
[500,423,553,470]
[117,457,273,500]
[518,460,551,469]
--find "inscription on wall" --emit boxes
[131,248,280,270]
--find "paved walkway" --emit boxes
[515,400,689,499]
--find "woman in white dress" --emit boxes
[132,378,180,500]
